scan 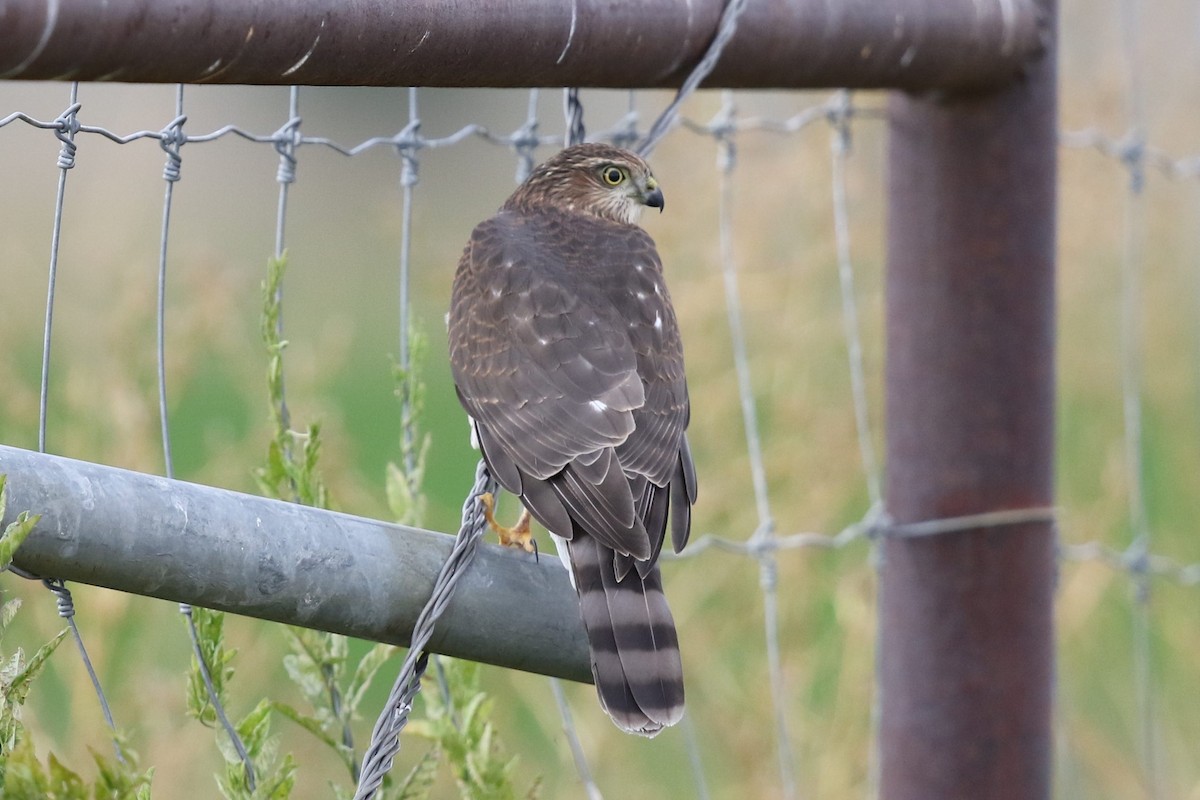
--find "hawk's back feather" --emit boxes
[448,144,695,735]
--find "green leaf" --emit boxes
[46,752,86,797]
[89,738,155,799]
[184,608,237,727]
[8,628,69,708]
[410,658,539,800]
[0,475,41,570]
[0,597,22,639]
[3,627,70,753]
[346,643,399,714]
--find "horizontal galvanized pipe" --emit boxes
[0,0,1046,90]
[0,444,593,684]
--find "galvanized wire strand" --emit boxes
[10,102,1198,181]
[0,101,896,168]
[713,91,797,800]
[679,710,712,800]
[826,88,884,800]
[37,578,124,764]
[682,101,887,139]
[1059,541,1200,586]
[388,85,426,783]
[673,505,1058,559]
[397,87,419,479]
[637,0,749,157]
[181,604,255,786]
[271,87,301,451]
[354,460,498,800]
[715,97,772,532]
[828,91,882,511]
[156,84,183,483]
[550,678,604,800]
[514,88,541,184]
[38,82,77,455]
[30,82,125,766]
[1116,0,1160,793]
[152,84,257,790]
[1059,129,1200,181]
[564,87,585,147]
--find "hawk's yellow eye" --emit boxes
[601,166,624,185]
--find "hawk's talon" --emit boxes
[479,492,537,555]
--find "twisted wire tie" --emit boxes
[274,115,302,185]
[159,113,187,182]
[54,102,82,170]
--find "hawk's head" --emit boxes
[505,143,664,226]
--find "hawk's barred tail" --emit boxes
[566,534,685,737]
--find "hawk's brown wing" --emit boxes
[448,207,693,563]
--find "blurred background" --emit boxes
[2,0,1200,797]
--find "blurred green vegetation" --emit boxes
[1,4,1200,796]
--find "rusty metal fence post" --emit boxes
[880,2,1057,798]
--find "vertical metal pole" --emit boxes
[879,2,1057,798]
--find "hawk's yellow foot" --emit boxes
[479,492,536,554]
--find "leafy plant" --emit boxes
[252,254,401,796]
[0,475,153,798]
[386,325,432,529]
[253,253,328,509]
[407,659,540,800]
[215,700,296,800]
[184,606,238,729]
[272,628,397,783]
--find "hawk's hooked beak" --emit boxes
[643,185,665,213]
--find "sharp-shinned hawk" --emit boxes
[448,143,697,736]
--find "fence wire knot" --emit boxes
[273,115,302,185]
[395,119,422,188]
[53,102,82,170]
[41,577,75,618]
[511,120,541,183]
[159,114,187,182]
[712,102,737,173]
[827,90,853,154]
[563,88,586,148]
[1119,134,1146,193]
[1123,538,1153,603]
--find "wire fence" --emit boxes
[2,2,1200,797]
